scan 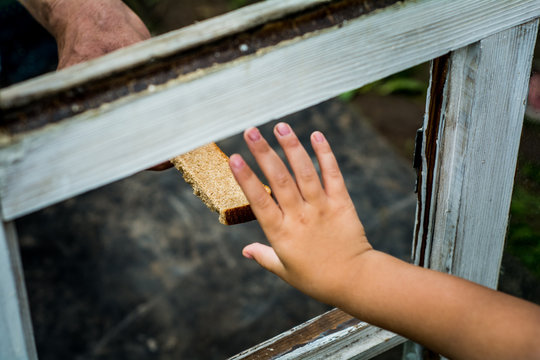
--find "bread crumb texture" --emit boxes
[171,143,254,225]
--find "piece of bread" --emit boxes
[170,142,268,225]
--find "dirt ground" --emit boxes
[17,99,417,359]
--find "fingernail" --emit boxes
[313,131,326,143]
[243,250,254,260]
[230,154,245,170]
[276,122,291,136]
[247,128,261,142]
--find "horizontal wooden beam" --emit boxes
[229,308,404,359]
[0,0,538,220]
[0,0,333,109]
[1,0,400,134]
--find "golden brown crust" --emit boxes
[221,205,256,225]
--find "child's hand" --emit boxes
[230,124,540,360]
[229,123,372,305]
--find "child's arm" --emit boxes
[229,123,540,360]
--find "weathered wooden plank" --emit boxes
[1,0,400,135]
[0,221,37,360]
[277,326,403,360]
[229,308,404,360]
[0,0,332,108]
[442,20,538,286]
[0,0,538,220]
[408,18,538,360]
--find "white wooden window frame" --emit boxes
[0,0,538,359]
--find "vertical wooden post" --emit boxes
[0,221,37,360]
[406,20,539,359]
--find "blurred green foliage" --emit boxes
[508,184,540,277]
[339,67,428,101]
[507,120,540,278]
[228,0,261,10]
[228,0,250,9]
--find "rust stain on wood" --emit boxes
[1,0,402,136]
[413,53,449,268]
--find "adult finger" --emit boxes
[230,154,282,229]
[147,162,174,171]
[274,123,324,203]
[244,128,304,211]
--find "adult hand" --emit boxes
[49,0,150,69]
[50,0,171,170]
[19,0,171,170]
[19,0,150,68]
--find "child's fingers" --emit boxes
[229,154,282,229]
[244,128,304,211]
[243,243,286,278]
[310,131,348,199]
[273,123,325,204]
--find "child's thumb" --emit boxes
[243,243,285,277]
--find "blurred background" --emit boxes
[1,0,539,359]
